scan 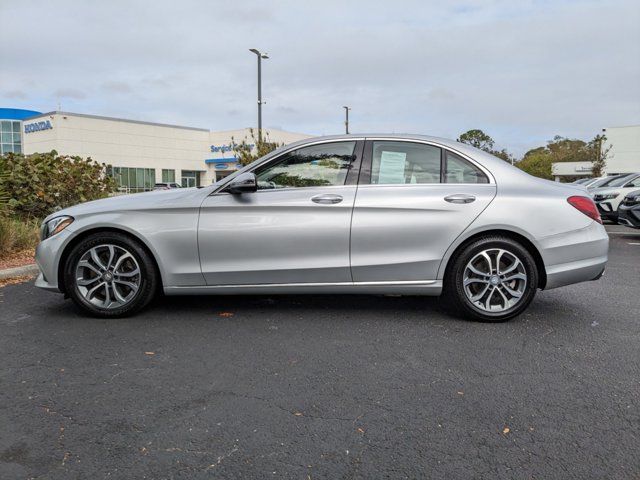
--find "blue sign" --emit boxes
[24,120,53,133]
[215,163,228,170]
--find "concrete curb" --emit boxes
[0,264,39,280]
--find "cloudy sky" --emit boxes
[1,0,639,156]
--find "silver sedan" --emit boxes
[35,134,609,322]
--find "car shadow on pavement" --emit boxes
[30,283,589,328]
[150,293,459,320]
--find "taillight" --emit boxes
[567,196,602,224]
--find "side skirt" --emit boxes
[163,280,443,296]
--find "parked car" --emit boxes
[591,173,640,222]
[586,173,633,191]
[153,182,182,190]
[618,189,640,229]
[571,178,593,185]
[35,134,609,322]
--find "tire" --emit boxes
[443,236,538,322]
[63,232,158,318]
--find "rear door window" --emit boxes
[369,141,441,184]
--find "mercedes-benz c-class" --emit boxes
[35,135,609,322]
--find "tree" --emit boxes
[587,134,610,177]
[457,129,514,163]
[516,135,601,180]
[545,136,587,163]
[233,129,283,166]
[457,129,495,151]
[516,147,554,180]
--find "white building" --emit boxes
[601,125,640,175]
[14,109,311,191]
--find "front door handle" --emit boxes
[311,194,343,205]
[444,194,476,204]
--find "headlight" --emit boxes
[41,216,74,240]
[595,193,619,201]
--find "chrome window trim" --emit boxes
[355,183,497,189]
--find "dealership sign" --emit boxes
[210,142,255,153]
[24,120,53,133]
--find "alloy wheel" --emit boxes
[75,244,141,309]
[462,248,527,313]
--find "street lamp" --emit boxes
[343,106,351,134]
[249,48,269,143]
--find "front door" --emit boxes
[350,140,497,282]
[198,140,363,285]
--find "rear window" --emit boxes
[444,151,489,184]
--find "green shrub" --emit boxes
[0,216,39,257]
[0,151,116,219]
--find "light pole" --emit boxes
[343,106,351,134]
[249,48,269,143]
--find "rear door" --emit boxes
[350,139,497,282]
[198,140,364,285]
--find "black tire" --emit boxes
[443,236,538,322]
[63,232,158,318]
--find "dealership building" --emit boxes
[0,107,311,191]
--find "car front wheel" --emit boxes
[64,232,158,318]
[444,236,539,322]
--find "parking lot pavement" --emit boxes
[1,227,639,479]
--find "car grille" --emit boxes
[593,194,605,202]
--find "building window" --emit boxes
[108,167,156,193]
[181,170,200,188]
[162,169,176,183]
[0,120,21,155]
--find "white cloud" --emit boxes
[1,0,638,155]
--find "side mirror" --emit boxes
[226,172,258,194]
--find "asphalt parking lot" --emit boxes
[1,225,639,479]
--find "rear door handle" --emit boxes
[311,194,343,204]
[444,194,476,204]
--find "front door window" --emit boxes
[254,141,356,189]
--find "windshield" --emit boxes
[589,175,623,188]
[605,174,636,188]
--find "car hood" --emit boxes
[43,187,210,223]
[590,186,619,195]
[625,189,640,198]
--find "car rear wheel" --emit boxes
[444,236,538,322]
[64,232,158,318]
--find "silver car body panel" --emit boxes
[35,134,609,297]
[198,185,358,285]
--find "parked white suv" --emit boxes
[591,173,640,221]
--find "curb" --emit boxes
[0,264,39,280]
